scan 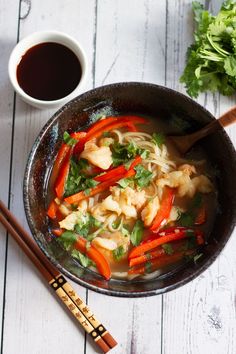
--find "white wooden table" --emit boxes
[0,1,236,353]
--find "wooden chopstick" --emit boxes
[0,199,117,352]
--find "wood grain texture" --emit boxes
[0,0,235,354]
[1,1,96,354]
[87,1,166,353]
[163,1,236,354]
[0,0,20,348]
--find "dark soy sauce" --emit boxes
[17,42,82,101]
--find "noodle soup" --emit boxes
[46,115,216,280]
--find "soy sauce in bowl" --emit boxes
[16,42,82,101]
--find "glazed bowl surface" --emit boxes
[23,82,236,297]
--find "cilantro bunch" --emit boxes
[180,0,236,98]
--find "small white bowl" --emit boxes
[8,31,87,109]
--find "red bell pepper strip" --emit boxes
[129,248,165,267]
[71,131,87,140]
[64,169,136,204]
[86,117,119,135]
[54,149,72,199]
[140,226,191,245]
[87,117,147,141]
[149,187,175,232]
[130,229,198,260]
[52,228,63,237]
[51,131,86,183]
[75,116,148,155]
[128,250,195,275]
[87,115,146,136]
[47,200,58,219]
[195,205,206,225]
[51,144,70,181]
[75,237,111,280]
[129,236,202,267]
[94,156,142,182]
[127,123,138,132]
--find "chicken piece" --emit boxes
[98,137,114,147]
[101,195,121,215]
[141,196,160,227]
[100,231,130,251]
[111,186,146,214]
[80,141,113,170]
[168,206,180,222]
[156,170,213,198]
[59,211,80,230]
[120,203,137,219]
[178,164,196,176]
[90,204,107,222]
[125,187,146,210]
[77,200,88,213]
[192,175,213,193]
[58,204,71,217]
[177,174,196,198]
[92,237,117,251]
[157,171,185,189]
[92,231,129,266]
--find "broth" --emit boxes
[46,114,217,280]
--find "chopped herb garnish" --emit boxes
[112,246,126,261]
[84,188,91,196]
[111,141,149,167]
[130,220,144,246]
[102,131,111,138]
[120,225,130,237]
[151,132,165,147]
[134,164,153,188]
[140,149,150,159]
[71,249,94,267]
[117,177,133,189]
[178,212,194,227]
[74,213,101,238]
[63,131,78,146]
[65,157,98,197]
[57,231,77,251]
[162,243,174,255]
[145,261,152,273]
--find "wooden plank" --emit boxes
[86,1,166,353]
[163,0,236,353]
[2,1,96,353]
[95,0,166,86]
[0,0,19,350]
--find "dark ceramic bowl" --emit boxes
[23,82,236,297]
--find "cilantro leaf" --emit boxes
[74,213,101,238]
[134,164,153,188]
[71,249,94,267]
[63,131,78,146]
[180,1,236,97]
[178,212,194,227]
[64,157,98,197]
[162,243,174,255]
[112,246,126,261]
[57,231,77,250]
[111,141,149,167]
[151,132,165,147]
[130,220,144,246]
[117,177,134,189]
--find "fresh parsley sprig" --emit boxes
[180,1,236,98]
